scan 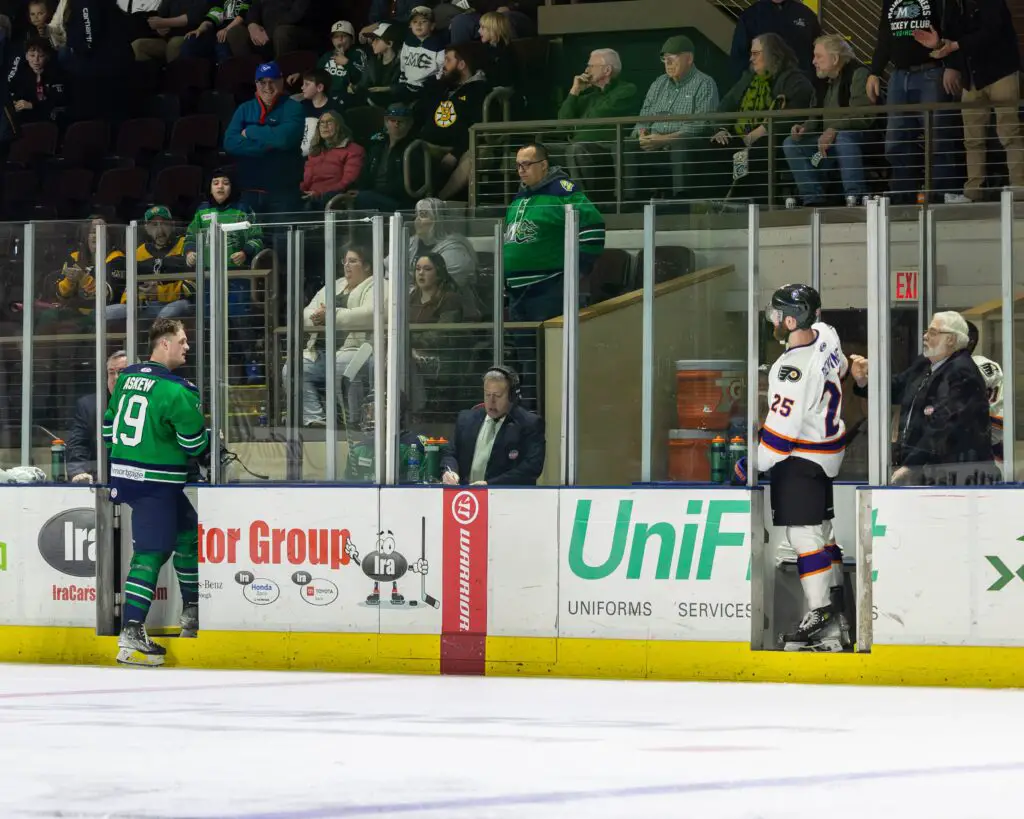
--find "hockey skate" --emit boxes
[179,605,198,638]
[390,588,405,605]
[116,622,167,667]
[780,606,844,653]
[829,587,852,650]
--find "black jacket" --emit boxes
[871,0,959,74]
[7,57,68,124]
[946,0,1021,91]
[418,73,489,158]
[730,0,821,79]
[854,350,995,477]
[441,404,545,486]
[67,393,98,479]
[357,130,422,207]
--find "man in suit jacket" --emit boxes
[67,350,128,482]
[441,367,545,486]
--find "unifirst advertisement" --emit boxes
[0,486,101,627]
[872,488,1024,647]
[558,489,753,641]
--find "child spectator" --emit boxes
[478,11,517,89]
[299,68,343,157]
[10,36,67,124]
[354,22,402,108]
[26,0,50,41]
[301,111,366,207]
[183,169,263,273]
[181,0,250,63]
[315,20,366,110]
[396,6,445,101]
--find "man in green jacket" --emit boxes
[782,34,876,205]
[503,143,605,322]
[556,48,640,195]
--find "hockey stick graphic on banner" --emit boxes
[421,515,439,609]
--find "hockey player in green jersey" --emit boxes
[103,318,210,667]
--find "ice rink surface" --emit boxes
[1,664,1023,819]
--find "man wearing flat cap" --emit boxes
[625,35,719,202]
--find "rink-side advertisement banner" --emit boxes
[558,489,753,642]
[0,487,106,627]
[871,489,1024,647]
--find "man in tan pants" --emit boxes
[914,3,1024,202]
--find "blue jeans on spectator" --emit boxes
[179,26,233,63]
[885,66,962,201]
[783,130,869,203]
[105,299,191,322]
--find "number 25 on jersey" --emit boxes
[112,395,149,447]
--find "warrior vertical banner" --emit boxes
[441,489,489,674]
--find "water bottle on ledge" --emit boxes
[51,439,66,482]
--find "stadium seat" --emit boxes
[633,245,695,287]
[41,168,95,218]
[162,57,213,100]
[216,56,263,104]
[588,248,633,303]
[93,167,149,217]
[59,120,112,170]
[112,118,167,166]
[198,89,238,132]
[150,165,203,217]
[2,170,38,219]
[7,121,59,167]
[344,106,385,146]
[277,50,318,90]
[145,93,182,127]
[168,114,221,163]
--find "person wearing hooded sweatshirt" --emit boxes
[419,41,489,200]
[391,197,477,290]
[224,59,304,213]
[395,5,445,101]
[183,168,263,315]
[9,36,67,124]
[503,142,605,323]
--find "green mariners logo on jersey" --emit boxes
[505,220,539,245]
[103,363,209,484]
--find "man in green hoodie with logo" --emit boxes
[503,142,605,322]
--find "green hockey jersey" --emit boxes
[103,362,210,485]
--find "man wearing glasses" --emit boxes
[625,35,719,203]
[849,311,997,486]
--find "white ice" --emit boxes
[1,664,1023,819]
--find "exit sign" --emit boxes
[893,270,919,302]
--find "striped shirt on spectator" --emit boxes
[631,66,719,138]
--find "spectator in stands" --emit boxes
[445,0,538,44]
[66,0,134,121]
[349,101,422,212]
[867,0,962,203]
[354,22,402,108]
[478,11,517,90]
[184,168,264,273]
[913,4,1024,202]
[408,251,478,414]
[26,0,50,41]
[360,0,420,41]
[229,0,317,59]
[131,0,205,62]
[224,61,305,214]
[418,41,490,200]
[55,215,127,316]
[395,6,445,102]
[503,142,605,322]
[314,20,366,110]
[301,111,366,207]
[10,36,67,124]
[557,48,639,194]
[398,197,477,289]
[441,366,545,486]
[181,0,250,63]
[0,15,15,166]
[783,33,875,206]
[67,349,127,483]
[730,0,820,81]
[299,68,343,157]
[297,244,378,427]
[850,311,999,486]
[625,34,719,203]
[107,205,191,321]
[710,33,814,203]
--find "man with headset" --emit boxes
[440,366,546,486]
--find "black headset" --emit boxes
[486,365,521,404]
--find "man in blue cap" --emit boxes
[224,60,305,214]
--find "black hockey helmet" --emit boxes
[767,283,821,331]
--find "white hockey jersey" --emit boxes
[973,354,1004,448]
[759,322,848,478]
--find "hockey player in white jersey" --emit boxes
[966,321,1004,466]
[734,284,849,652]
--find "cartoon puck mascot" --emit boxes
[735,284,851,652]
[966,321,1004,472]
[345,531,429,606]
